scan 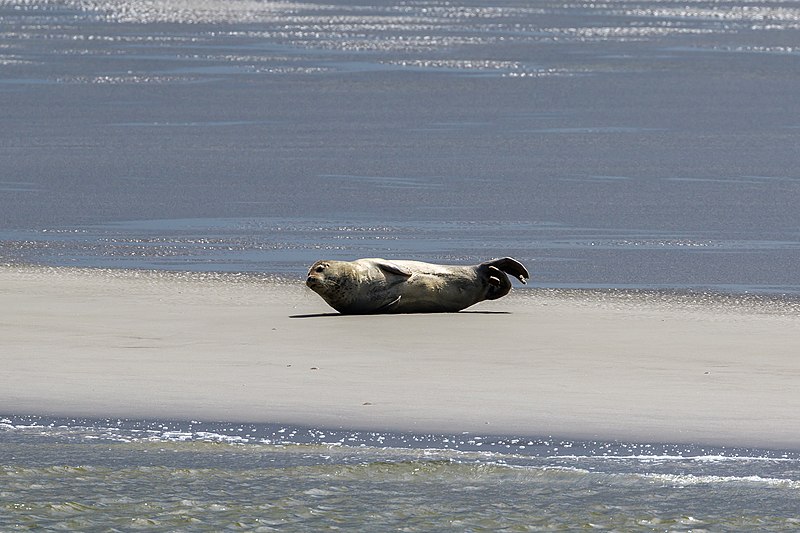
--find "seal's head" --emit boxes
[305,260,330,291]
[305,260,358,312]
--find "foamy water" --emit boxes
[3,417,800,531]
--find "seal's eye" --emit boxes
[315,265,325,273]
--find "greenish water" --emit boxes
[2,417,799,531]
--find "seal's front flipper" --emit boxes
[377,295,402,312]
[482,257,529,284]
[374,260,413,277]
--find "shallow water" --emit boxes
[3,417,800,531]
[4,216,800,295]
[2,0,800,293]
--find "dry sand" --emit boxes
[2,265,799,449]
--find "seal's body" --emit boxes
[305,257,529,314]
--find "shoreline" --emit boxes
[3,265,800,450]
[4,414,798,461]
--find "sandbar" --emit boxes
[2,265,799,449]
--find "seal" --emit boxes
[305,257,529,314]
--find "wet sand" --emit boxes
[3,266,799,449]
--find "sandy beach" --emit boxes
[3,265,799,450]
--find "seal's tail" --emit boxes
[482,257,529,285]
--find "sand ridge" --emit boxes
[2,266,799,449]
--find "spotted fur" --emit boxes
[306,257,529,314]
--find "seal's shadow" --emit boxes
[289,311,510,318]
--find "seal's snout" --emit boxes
[306,274,327,295]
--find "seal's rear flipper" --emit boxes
[482,257,529,284]
[484,265,511,300]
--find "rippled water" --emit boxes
[2,0,800,293]
[3,417,800,531]
[4,216,800,293]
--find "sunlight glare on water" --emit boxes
[2,0,800,294]
[2,417,800,531]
